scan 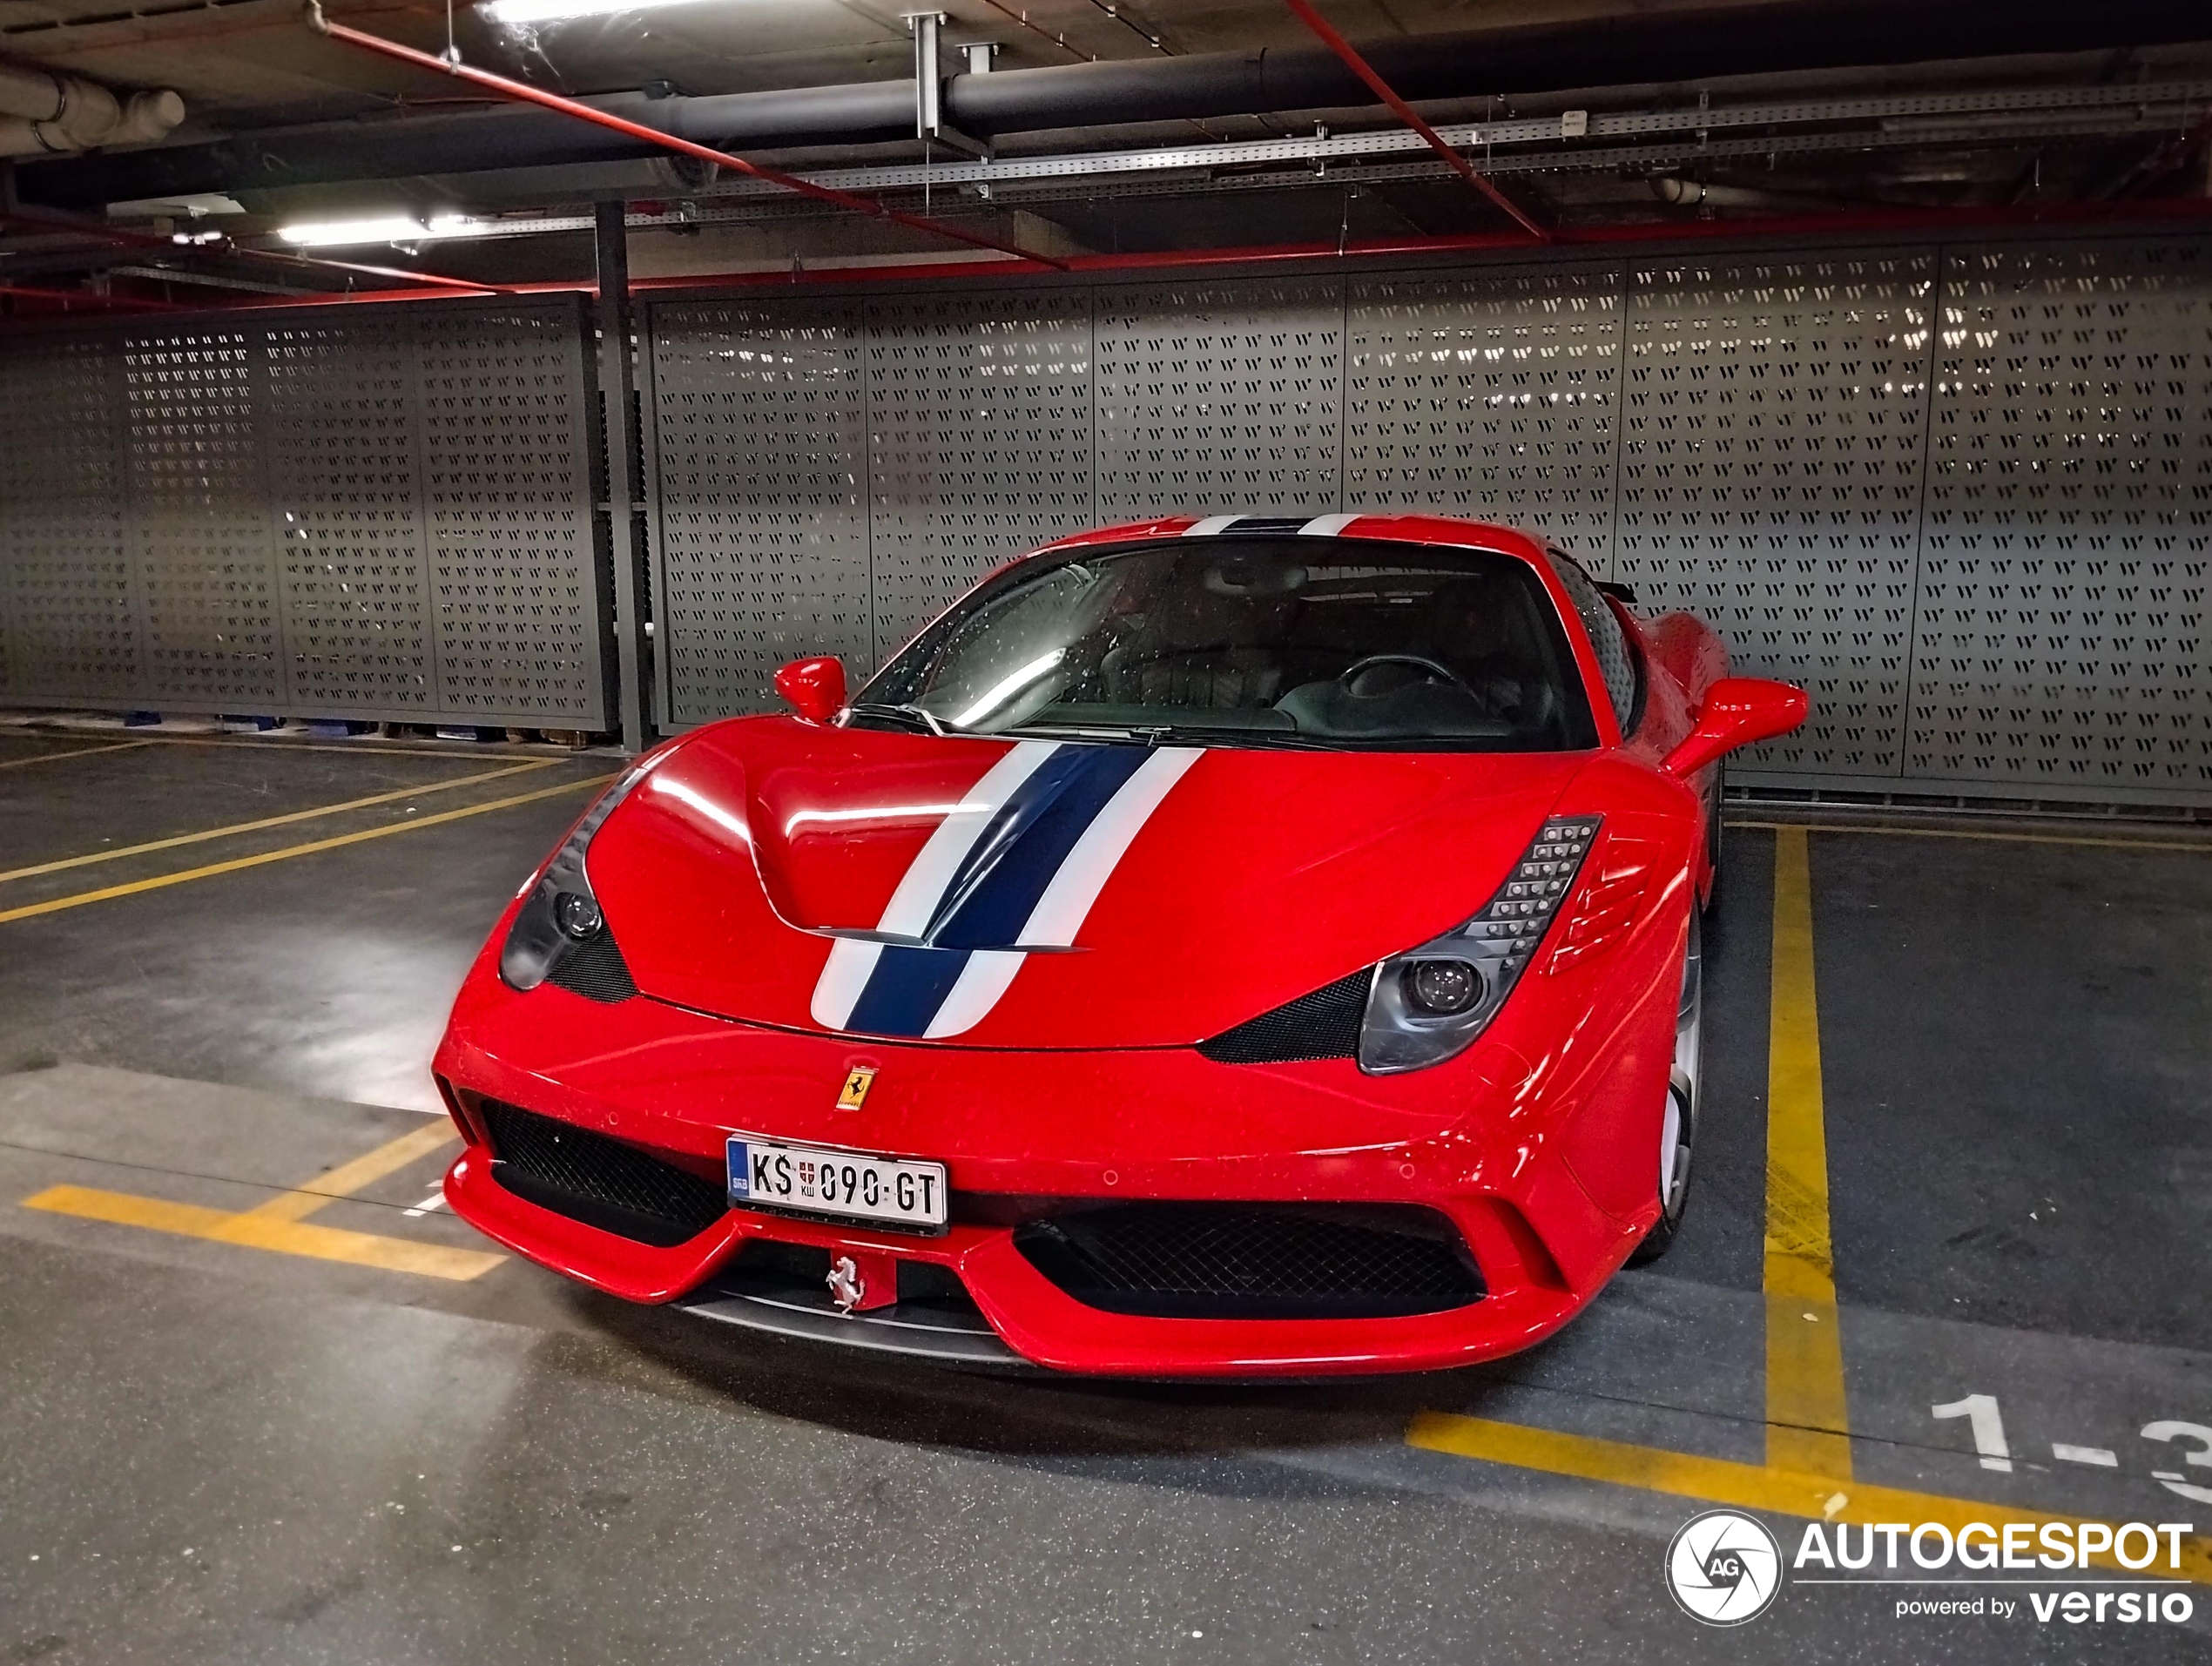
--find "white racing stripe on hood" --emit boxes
[807,739,1060,1031]
[921,746,1204,1039]
[1181,514,1245,536]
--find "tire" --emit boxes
[1628,910,1702,1267]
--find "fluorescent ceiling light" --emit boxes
[276,214,489,247]
[108,192,246,219]
[478,0,694,25]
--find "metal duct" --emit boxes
[0,59,183,158]
[17,0,2212,205]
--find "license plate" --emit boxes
[727,1137,948,1232]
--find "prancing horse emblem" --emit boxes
[826,1255,865,1314]
[835,1066,876,1110]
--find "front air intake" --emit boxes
[478,1099,726,1247]
[1013,1202,1483,1319]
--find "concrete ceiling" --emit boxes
[1,1,2209,307]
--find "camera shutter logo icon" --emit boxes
[1665,1509,1783,1625]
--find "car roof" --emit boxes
[1031,513,1554,566]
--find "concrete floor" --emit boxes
[0,725,2207,1664]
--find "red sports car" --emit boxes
[432,514,1805,1376]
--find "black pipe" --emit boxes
[22,0,2211,208]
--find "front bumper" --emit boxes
[435,970,1660,1378]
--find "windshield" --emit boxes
[852,537,1599,752]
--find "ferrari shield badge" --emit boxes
[835,1066,877,1110]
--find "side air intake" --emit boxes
[1196,968,1371,1063]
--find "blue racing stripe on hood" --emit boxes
[837,744,1154,1037]
[923,744,1150,951]
[844,943,974,1039]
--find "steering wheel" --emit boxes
[1337,653,1475,696]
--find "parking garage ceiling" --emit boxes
[0,0,2209,302]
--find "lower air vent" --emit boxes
[1013,1202,1483,1319]
[549,930,638,1002]
[1197,968,1371,1063]
[479,1099,725,1247]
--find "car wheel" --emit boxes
[1628,910,1701,1266]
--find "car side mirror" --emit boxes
[1661,677,1808,779]
[773,656,846,723]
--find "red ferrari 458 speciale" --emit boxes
[433,513,1806,1376]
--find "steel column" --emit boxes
[596,201,647,752]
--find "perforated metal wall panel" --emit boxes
[0,297,604,729]
[0,334,134,699]
[123,325,285,707]
[1345,266,1624,565]
[647,299,871,726]
[1095,277,1345,519]
[416,303,605,722]
[263,316,432,712]
[1615,251,1936,777]
[1912,241,2212,798]
[867,292,1093,654]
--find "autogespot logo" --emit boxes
[1667,1509,1784,1625]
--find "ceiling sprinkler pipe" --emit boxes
[0,59,183,158]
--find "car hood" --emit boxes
[585,716,1589,1049]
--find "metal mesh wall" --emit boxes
[867,291,1093,655]
[0,296,604,729]
[641,242,2209,805]
[1095,277,1344,518]
[263,315,431,712]
[0,334,134,699]
[125,325,285,707]
[1614,250,1936,778]
[1912,241,2212,798]
[1344,265,1623,563]
[646,298,870,727]
[416,306,605,721]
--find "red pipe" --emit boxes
[1281,0,1548,243]
[304,3,1072,273]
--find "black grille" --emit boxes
[548,930,638,1002]
[478,1099,725,1247]
[1197,968,1370,1063]
[1013,1203,1483,1319]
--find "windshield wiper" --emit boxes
[1146,725,1339,751]
[1003,721,1174,745]
[843,701,949,737]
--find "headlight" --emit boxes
[498,747,677,992]
[1358,815,1602,1075]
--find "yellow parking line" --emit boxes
[1405,1414,2212,1586]
[0,772,612,926]
[239,1120,459,1226]
[22,1184,502,1280]
[0,759,562,886]
[0,739,157,771]
[1405,829,2206,1574]
[1765,826,1851,1480]
[1729,818,2210,855]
